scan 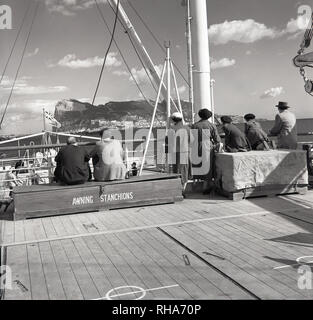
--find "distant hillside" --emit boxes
[54,99,193,132]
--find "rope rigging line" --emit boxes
[0,0,32,86]
[94,0,164,123]
[126,0,189,87]
[105,0,159,96]
[0,1,40,129]
[106,0,181,116]
[92,0,120,105]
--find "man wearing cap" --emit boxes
[269,101,297,149]
[190,108,222,194]
[221,116,251,152]
[54,137,91,185]
[168,112,190,192]
[244,113,270,150]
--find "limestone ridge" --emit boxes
[54,99,193,131]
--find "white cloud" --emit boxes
[211,58,236,70]
[208,19,278,45]
[50,53,121,69]
[0,76,68,95]
[177,85,186,94]
[45,0,107,16]
[26,48,39,58]
[208,16,310,46]
[129,64,163,84]
[113,70,129,76]
[246,50,252,55]
[260,86,284,99]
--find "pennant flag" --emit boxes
[44,111,61,128]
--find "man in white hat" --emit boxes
[269,101,297,149]
[167,112,190,193]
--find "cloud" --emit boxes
[0,76,68,95]
[49,53,122,69]
[113,69,129,76]
[260,86,284,99]
[211,58,236,69]
[45,0,107,16]
[208,17,310,46]
[208,19,278,45]
[26,48,39,58]
[177,85,186,94]
[129,64,163,84]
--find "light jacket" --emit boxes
[270,110,297,149]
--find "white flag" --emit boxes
[44,111,61,128]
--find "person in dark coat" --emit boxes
[244,113,270,150]
[191,108,222,194]
[221,116,251,152]
[54,137,91,185]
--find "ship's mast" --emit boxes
[190,0,212,119]
[184,0,195,123]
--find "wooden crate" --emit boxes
[11,174,183,220]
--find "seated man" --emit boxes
[54,137,91,185]
[221,116,251,152]
[244,113,270,150]
[92,129,127,181]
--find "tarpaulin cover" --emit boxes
[215,150,308,193]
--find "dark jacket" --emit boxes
[54,145,91,185]
[245,120,269,150]
[191,119,221,151]
[223,123,250,152]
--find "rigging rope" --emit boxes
[105,0,159,96]
[0,0,32,86]
[92,0,120,105]
[126,0,189,87]
[0,1,40,129]
[94,0,163,123]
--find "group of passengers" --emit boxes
[53,100,298,195]
[169,100,298,194]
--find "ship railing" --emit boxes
[0,140,161,200]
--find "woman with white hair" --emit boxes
[92,129,127,181]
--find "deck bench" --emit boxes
[11,173,183,220]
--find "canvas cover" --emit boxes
[215,150,308,193]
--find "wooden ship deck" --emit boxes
[2,190,313,300]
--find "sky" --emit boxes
[0,0,313,135]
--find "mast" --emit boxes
[184,0,195,123]
[107,0,169,100]
[190,0,212,119]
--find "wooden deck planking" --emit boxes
[3,192,313,300]
[115,231,189,299]
[38,242,66,300]
[209,219,308,298]
[162,223,286,299]
[176,220,304,297]
[60,238,100,300]
[4,245,31,300]
[139,228,236,299]
[26,243,49,300]
[100,233,167,300]
[125,229,227,300]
